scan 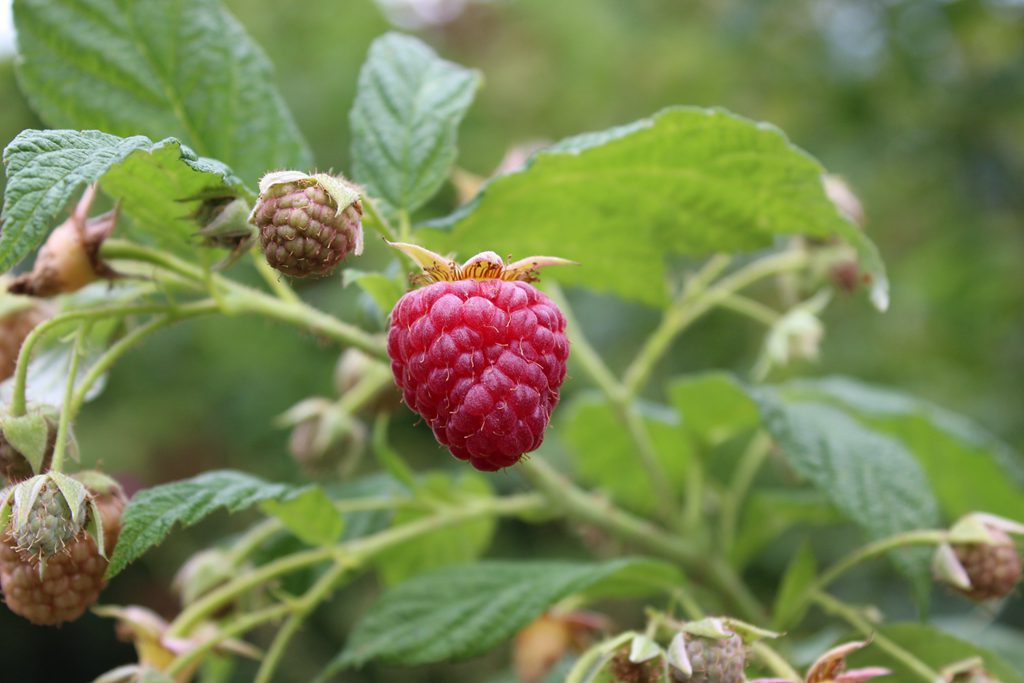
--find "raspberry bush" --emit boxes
[0,3,1021,682]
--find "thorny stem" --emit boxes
[623,249,810,397]
[519,458,767,622]
[49,325,88,474]
[813,591,940,683]
[166,492,545,638]
[101,240,387,358]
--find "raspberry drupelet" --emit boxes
[386,243,573,471]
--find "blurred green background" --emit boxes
[0,0,1022,680]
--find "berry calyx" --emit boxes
[386,243,573,471]
[249,171,364,277]
[669,633,746,683]
[0,407,57,483]
[0,473,126,625]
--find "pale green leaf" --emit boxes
[107,470,301,578]
[0,129,246,269]
[0,412,51,475]
[343,269,406,317]
[772,542,817,631]
[13,0,312,183]
[350,33,481,212]
[262,487,344,547]
[374,471,494,585]
[425,107,887,309]
[561,394,691,515]
[781,376,1024,519]
[752,389,941,600]
[326,558,680,672]
[843,623,1023,683]
[668,372,760,446]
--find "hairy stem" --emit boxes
[251,250,301,304]
[167,492,545,637]
[813,591,940,682]
[520,458,766,621]
[165,603,293,677]
[49,326,88,473]
[623,249,808,397]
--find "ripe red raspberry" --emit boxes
[386,244,573,471]
[250,171,363,277]
[952,527,1022,600]
[0,479,125,625]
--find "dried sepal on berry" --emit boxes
[250,171,364,277]
[388,241,575,286]
[8,185,120,297]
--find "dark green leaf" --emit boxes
[561,394,691,515]
[13,0,312,182]
[752,389,941,599]
[843,623,1023,683]
[262,486,344,547]
[107,470,300,578]
[425,107,886,309]
[350,33,480,212]
[0,129,246,269]
[326,558,680,673]
[781,376,1024,519]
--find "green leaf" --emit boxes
[780,376,1024,520]
[343,270,406,317]
[262,487,344,547]
[326,558,680,673]
[374,471,495,586]
[561,394,691,515]
[13,0,312,183]
[731,489,840,569]
[350,33,481,213]
[771,542,817,631]
[752,389,941,599]
[668,372,760,446]
[843,623,1024,683]
[0,129,246,269]
[0,412,51,474]
[107,470,300,578]
[425,107,887,309]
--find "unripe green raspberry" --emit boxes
[250,171,364,278]
[670,634,746,683]
[8,479,85,560]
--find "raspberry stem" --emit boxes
[813,590,939,682]
[49,324,88,474]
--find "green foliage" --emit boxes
[562,394,690,515]
[771,542,817,631]
[781,376,1024,519]
[844,624,1024,683]
[262,486,345,546]
[426,107,887,308]
[753,389,941,596]
[328,558,680,672]
[0,129,245,270]
[342,269,406,318]
[669,372,760,446]
[350,33,480,215]
[374,471,495,585]
[107,470,301,577]
[12,0,311,183]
